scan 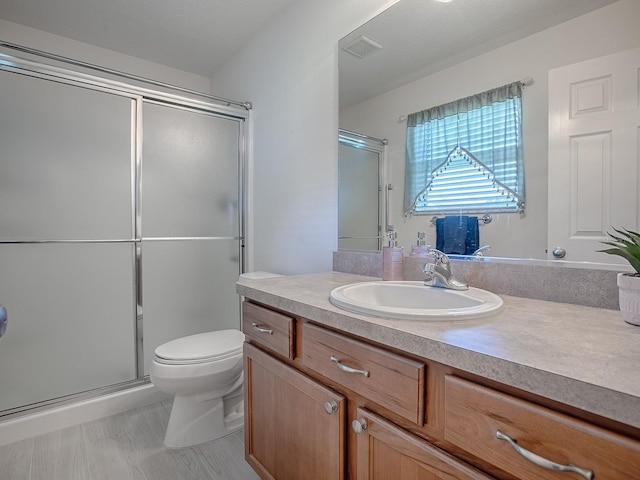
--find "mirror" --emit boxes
[338,129,387,252]
[338,0,636,266]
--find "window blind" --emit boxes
[404,82,525,215]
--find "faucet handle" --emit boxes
[422,262,435,276]
[427,248,450,270]
[422,262,468,290]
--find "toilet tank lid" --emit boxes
[155,329,245,362]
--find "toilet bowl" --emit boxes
[150,329,246,448]
[151,271,284,448]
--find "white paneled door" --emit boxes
[548,47,640,263]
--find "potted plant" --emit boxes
[600,227,640,326]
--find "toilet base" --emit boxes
[163,390,244,448]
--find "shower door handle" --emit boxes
[0,306,7,339]
[385,183,394,232]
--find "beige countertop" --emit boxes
[237,271,640,429]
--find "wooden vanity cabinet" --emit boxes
[243,301,484,480]
[244,343,346,480]
[242,301,640,480]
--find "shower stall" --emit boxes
[338,129,388,251]
[0,49,248,417]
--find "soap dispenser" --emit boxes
[410,232,431,257]
[382,231,404,281]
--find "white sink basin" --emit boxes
[329,281,503,321]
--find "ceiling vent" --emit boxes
[341,36,383,59]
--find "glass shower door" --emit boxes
[140,101,243,374]
[338,131,387,251]
[0,69,137,413]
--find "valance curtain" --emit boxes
[403,81,524,215]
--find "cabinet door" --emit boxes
[245,343,346,480]
[353,408,494,480]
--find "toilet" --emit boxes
[150,271,283,448]
[150,329,245,448]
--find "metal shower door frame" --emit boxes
[0,50,249,416]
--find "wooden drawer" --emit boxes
[300,322,425,425]
[242,302,295,359]
[444,375,640,479]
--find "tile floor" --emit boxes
[0,400,260,480]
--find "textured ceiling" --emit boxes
[0,0,619,104]
[339,0,618,108]
[0,0,296,77]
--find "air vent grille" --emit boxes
[341,36,383,59]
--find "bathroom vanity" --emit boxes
[237,272,640,479]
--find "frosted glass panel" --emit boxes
[142,102,241,238]
[338,143,381,251]
[0,70,133,241]
[141,239,241,374]
[0,243,136,412]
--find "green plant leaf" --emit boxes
[622,228,640,244]
[612,227,640,245]
[609,228,633,244]
[598,248,640,274]
[599,227,640,275]
[614,238,640,258]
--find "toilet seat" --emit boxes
[154,329,245,365]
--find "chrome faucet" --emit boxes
[423,249,468,291]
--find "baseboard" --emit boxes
[0,384,170,447]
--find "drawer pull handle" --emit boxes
[324,400,338,415]
[251,323,273,335]
[496,430,593,480]
[352,418,368,434]
[330,356,369,377]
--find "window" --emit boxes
[403,82,525,216]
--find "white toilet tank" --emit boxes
[239,271,284,280]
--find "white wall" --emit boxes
[340,0,640,260]
[211,0,397,275]
[0,19,210,92]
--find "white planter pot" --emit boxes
[617,272,640,326]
